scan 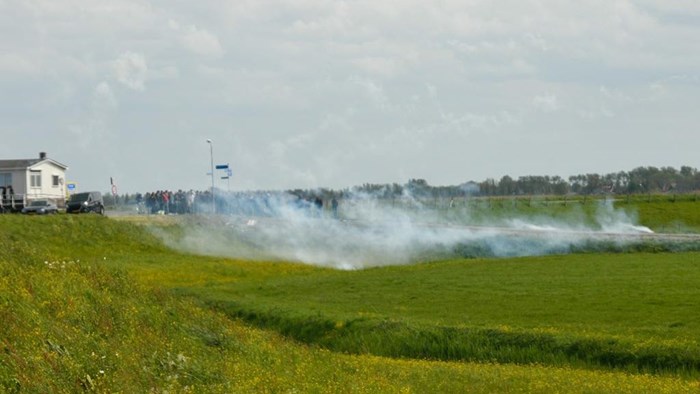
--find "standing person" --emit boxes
[153,191,159,213]
[331,197,339,219]
[163,191,170,214]
[174,190,183,214]
[144,192,150,214]
[135,193,142,214]
[314,196,323,217]
[7,186,14,209]
[148,192,156,214]
[187,190,195,214]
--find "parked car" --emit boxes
[66,191,104,214]
[21,200,59,215]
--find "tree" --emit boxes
[498,175,515,195]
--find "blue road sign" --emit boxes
[215,164,229,170]
[67,183,76,191]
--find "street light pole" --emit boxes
[206,139,215,214]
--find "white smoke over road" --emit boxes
[151,194,696,270]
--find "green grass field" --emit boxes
[2,197,700,392]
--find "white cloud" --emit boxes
[94,81,117,108]
[577,106,615,120]
[349,76,390,111]
[426,84,438,99]
[149,65,180,80]
[352,57,398,77]
[0,53,40,75]
[532,93,560,113]
[113,52,148,91]
[180,25,224,57]
[599,86,634,102]
[2,1,700,192]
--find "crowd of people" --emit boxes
[135,190,211,214]
[135,189,339,218]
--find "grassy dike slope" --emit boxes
[1,215,699,393]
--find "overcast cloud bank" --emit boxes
[1,1,698,192]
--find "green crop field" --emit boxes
[2,198,700,392]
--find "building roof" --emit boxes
[0,158,68,171]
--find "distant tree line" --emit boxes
[344,166,700,198]
[106,165,700,206]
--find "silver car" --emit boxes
[22,200,59,215]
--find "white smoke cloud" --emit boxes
[151,193,678,271]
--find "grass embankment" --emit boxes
[631,200,700,233]
[396,195,700,233]
[1,215,700,392]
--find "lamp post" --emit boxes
[206,139,215,214]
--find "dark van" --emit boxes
[66,191,105,214]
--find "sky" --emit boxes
[1,1,699,194]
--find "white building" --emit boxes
[0,152,68,209]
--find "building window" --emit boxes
[30,172,42,188]
[53,175,60,187]
[0,173,10,187]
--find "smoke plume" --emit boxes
[151,193,696,270]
